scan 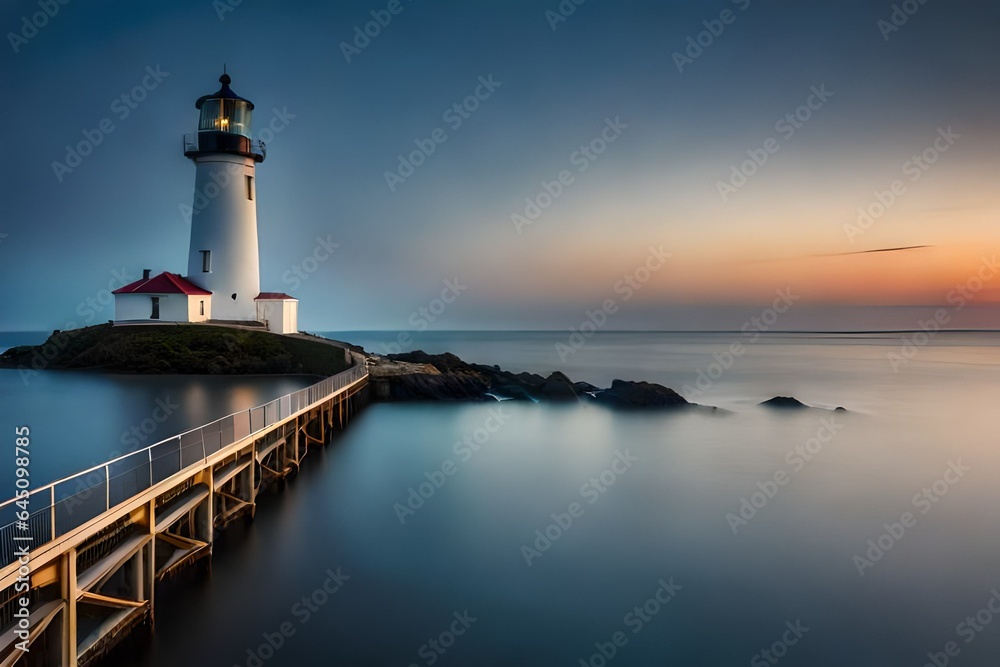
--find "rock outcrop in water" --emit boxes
[593,380,689,408]
[371,351,691,409]
[368,357,492,401]
[536,372,579,401]
[761,396,847,412]
[760,396,809,409]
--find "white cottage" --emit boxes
[255,293,299,334]
[112,271,212,323]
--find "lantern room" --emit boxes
[196,72,254,137]
[184,70,265,163]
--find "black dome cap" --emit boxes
[195,71,255,110]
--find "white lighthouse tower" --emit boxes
[182,70,265,321]
[114,70,298,333]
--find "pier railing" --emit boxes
[0,360,367,566]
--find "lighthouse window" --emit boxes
[246,175,254,200]
[201,250,211,273]
[199,300,205,316]
[150,297,160,320]
[198,99,252,138]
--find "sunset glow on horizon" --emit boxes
[2,1,999,331]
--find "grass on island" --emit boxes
[0,324,350,376]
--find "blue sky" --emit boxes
[1,0,999,331]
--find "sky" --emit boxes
[1,0,999,332]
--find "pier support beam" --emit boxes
[61,548,77,667]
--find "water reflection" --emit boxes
[0,369,316,486]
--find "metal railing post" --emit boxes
[50,486,56,541]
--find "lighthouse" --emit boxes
[113,71,299,333]
[182,71,265,321]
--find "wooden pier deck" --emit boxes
[0,352,369,666]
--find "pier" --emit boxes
[0,352,369,666]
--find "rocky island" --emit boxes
[0,324,351,377]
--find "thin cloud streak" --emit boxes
[816,245,934,257]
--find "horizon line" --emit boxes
[2,328,999,336]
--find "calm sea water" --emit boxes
[6,331,1000,666]
[0,331,317,485]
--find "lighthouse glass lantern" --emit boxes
[186,72,265,162]
[198,97,253,137]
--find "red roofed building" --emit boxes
[114,271,212,296]
[113,271,213,323]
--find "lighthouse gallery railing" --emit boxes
[182,133,266,159]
